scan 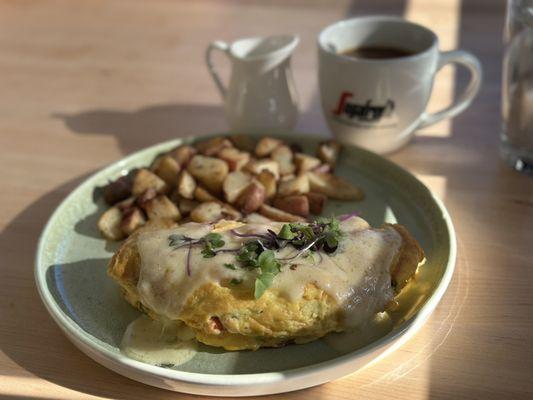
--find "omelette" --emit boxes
[108,216,424,351]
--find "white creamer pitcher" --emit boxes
[206,35,299,132]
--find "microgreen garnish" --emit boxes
[168,232,228,275]
[168,234,187,247]
[277,224,296,240]
[254,250,281,299]
[168,216,345,297]
[201,233,226,258]
[205,233,225,248]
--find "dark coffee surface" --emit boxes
[340,46,414,59]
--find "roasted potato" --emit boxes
[244,159,280,180]
[195,137,233,157]
[116,196,136,213]
[151,155,180,187]
[307,172,364,200]
[256,170,277,200]
[221,203,243,220]
[294,153,321,174]
[132,169,168,196]
[244,212,273,223]
[190,201,223,223]
[271,145,295,176]
[96,135,364,240]
[235,181,266,214]
[255,137,283,157]
[306,192,327,215]
[121,207,146,236]
[176,197,198,215]
[273,195,310,217]
[142,195,181,221]
[194,186,219,203]
[176,170,197,200]
[259,204,305,222]
[97,206,125,241]
[103,175,133,205]
[280,174,296,182]
[223,171,252,204]
[187,155,229,195]
[229,134,256,152]
[171,145,197,167]
[135,187,158,208]
[317,140,341,166]
[313,164,332,174]
[218,147,251,171]
[277,174,310,197]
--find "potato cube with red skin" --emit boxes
[278,174,310,197]
[305,192,327,215]
[223,171,252,204]
[256,170,277,200]
[273,195,310,217]
[103,175,132,205]
[235,181,266,214]
[244,159,280,180]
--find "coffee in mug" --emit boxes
[318,16,482,154]
[340,46,414,59]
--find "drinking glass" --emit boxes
[502,0,533,174]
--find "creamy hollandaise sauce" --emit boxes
[135,217,403,328]
[120,315,197,367]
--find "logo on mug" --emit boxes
[332,91,396,127]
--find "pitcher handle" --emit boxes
[206,41,230,99]
[418,50,482,128]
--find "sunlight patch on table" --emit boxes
[405,0,461,138]
[414,174,448,200]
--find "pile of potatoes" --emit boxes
[97,135,364,241]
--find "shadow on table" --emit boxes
[53,103,227,156]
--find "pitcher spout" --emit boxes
[230,34,299,70]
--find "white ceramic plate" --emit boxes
[35,133,456,396]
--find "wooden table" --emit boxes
[1,0,532,399]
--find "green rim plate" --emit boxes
[35,132,456,396]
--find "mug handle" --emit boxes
[206,41,230,99]
[418,50,482,128]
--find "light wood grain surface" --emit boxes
[1,0,532,399]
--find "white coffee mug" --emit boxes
[318,16,482,154]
